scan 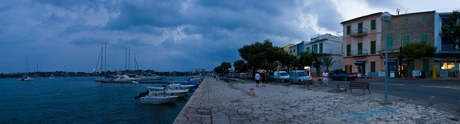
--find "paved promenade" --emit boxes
[174,77,459,124]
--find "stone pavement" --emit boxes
[174,77,460,124]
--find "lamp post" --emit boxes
[381,12,391,105]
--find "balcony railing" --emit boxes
[350,49,369,56]
[316,49,333,54]
[350,28,368,37]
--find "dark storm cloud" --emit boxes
[363,0,402,10]
[304,0,343,32]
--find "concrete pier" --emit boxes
[174,77,458,123]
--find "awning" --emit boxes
[384,59,398,65]
[354,60,367,66]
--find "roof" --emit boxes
[341,12,382,25]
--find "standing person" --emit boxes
[216,75,219,82]
[322,70,329,88]
[255,73,261,87]
[261,73,266,87]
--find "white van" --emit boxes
[289,70,313,84]
[273,71,289,82]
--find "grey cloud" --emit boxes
[304,0,344,32]
[70,37,108,47]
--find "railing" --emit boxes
[350,49,369,56]
[350,28,368,37]
[441,44,460,51]
[317,49,334,54]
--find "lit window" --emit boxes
[441,62,455,70]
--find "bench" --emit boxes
[299,80,313,88]
[348,81,370,95]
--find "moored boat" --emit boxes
[135,87,178,104]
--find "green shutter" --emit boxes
[319,43,323,53]
[371,41,376,54]
[403,35,410,45]
[347,44,351,56]
[358,23,363,33]
[388,21,392,26]
[423,59,430,76]
[371,62,375,72]
[347,26,351,35]
[409,60,414,70]
[387,36,393,50]
[422,17,427,23]
[358,43,362,54]
[404,18,409,24]
[421,34,428,43]
[371,20,376,30]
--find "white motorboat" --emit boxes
[137,74,164,81]
[146,86,188,97]
[49,74,54,80]
[135,87,178,104]
[19,76,35,81]
[168,82,195,92]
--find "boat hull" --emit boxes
[140,96,178,104]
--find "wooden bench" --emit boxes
[299,80,313,88]
[348,81,370,95]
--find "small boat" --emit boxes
[19,76,35,81]
[168,81,195,91]
[132,81,139,84]
[49,74,54,80]
[146,85,188,97]
[184,81,200,87]
[135,87,178,104]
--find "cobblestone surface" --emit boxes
[174,77,460,124]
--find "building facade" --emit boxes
[305,34,343,77]
[435,12,460,77]
[341,11,436,78]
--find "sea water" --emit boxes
[0,76,194,123]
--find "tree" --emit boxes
[233,60,248,73]
[440,10,460,50]
[322,55,336,72]
[299,51,317,69]
[277,51,296,73]
[401,42,436,75]
[213,62,232,75]
[238,39,277,78]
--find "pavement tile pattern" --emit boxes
[174,77,460,124]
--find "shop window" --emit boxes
[441,62,455,70]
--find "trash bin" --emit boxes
[420,71,426,78]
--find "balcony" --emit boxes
[316,49,334,55]
[349,28,368,37]
[439,44,460,54]
[350,49,369,56]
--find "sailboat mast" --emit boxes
[100,47,103,73]
[104,43,107,72]
[26,55,30,74]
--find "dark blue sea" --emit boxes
[0,76,195,124]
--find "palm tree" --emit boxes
[322,56,336,72]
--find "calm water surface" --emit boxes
[0,76,195,124]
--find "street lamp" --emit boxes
[381,11,391,105]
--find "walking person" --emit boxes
[255,73,261,87]
[215,75,219,82]
[322,70,329,88]
[261,73,266,87]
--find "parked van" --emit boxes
[289,70,313,84]
[273,71,289,82]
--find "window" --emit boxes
[421,34,428,43]
[371,41,376,54]
[319,43,323,53]
[358,23,363,34]
[404,18,409,25]
[422,17,427,23]
[347,26,351,35]
[403,35,410,45]
[388,21,392,26]
[346,44,351,56]
[358,43,363,54]
[423,59,430,75]
[408,60,414,70]
[386,36,393,50]
[306,47,310,53]
[441,62,455,70]
[371,20,376,30]
[371,62,376,72]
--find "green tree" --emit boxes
[238,39,278,78]
[213,62,232,75]
[277,51,296,73]
[401,42,436,75]
[233,60,248,73]
[299,51,317,69]
[322,55,336,72]
[440,10,460,50]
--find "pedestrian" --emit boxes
[261,73,266,87]
[216,75,219,82]
[255,73,261,87]
[322,70,329,88]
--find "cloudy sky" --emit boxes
[1,0,459,73]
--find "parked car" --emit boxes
[273,71,289,83]
[330,70,358,81]
[289,70,313,84]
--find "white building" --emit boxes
[305,34,344,77]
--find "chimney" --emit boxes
[397,9,400,15]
